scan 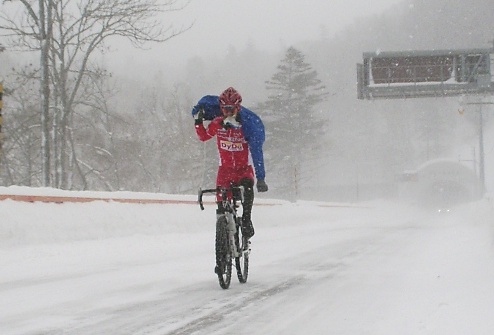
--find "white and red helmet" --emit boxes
[219,87,242,112]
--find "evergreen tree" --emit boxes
[259,47,328,200]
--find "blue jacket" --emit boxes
[192,95,266,180]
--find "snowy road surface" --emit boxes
[1,191,494,334]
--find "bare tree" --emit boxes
[117,80,202,193]
[0,65,42,186]
[0,0,191,188]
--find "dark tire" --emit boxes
[235,222,249,283]
[215,216,232,289]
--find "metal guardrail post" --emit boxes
[0,82,3,152]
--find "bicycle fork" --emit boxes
[224,212,241,258]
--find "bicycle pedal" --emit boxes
[242,238,251,252]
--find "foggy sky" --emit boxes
[109,0,404,75]
[174,0,404,54]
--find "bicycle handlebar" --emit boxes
[197,185,245,211]
[198,188,217,210]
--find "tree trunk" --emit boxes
[39,0,52,186]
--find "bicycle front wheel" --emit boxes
[235,231,249,283]
[215,216,232,289]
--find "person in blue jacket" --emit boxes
[192,87,268,239]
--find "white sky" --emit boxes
[174,0,403,50]
[1,186,494,334]
[111,0,405,70]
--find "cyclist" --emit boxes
[192,87,268,239]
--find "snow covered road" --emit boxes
[1,193,494,334]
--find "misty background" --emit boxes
[1,0,493,202]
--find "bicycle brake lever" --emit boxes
[198,188,205,210]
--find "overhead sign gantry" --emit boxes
[357,48,494,99]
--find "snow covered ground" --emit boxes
[1,187,494,335]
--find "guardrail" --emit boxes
[0,188,363,208]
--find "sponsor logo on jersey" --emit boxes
[220,140,244,151]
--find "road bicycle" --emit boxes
[198,184,250,289]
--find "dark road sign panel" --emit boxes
[357,48,493,99]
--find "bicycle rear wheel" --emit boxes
[235,225,249,283]
[215,216,232,289]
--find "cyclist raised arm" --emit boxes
[192,87,268,240]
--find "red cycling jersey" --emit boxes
[195,116,254,193]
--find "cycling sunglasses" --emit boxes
[221,105,237,110]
